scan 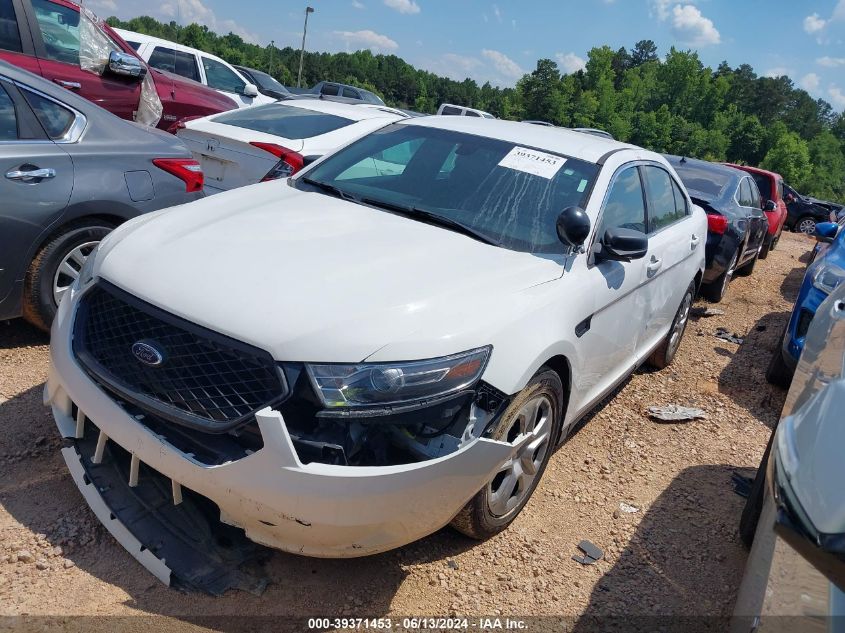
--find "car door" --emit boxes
[24,0,141,121]
[0,77,73,307]
[744,177,767,256]
[577,164,650,406]
[639,164,699,356]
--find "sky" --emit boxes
[85,0,845,111]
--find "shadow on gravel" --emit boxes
[572,464,749,631]
[0,318,48,350]
[779,266,806,302]
[0,382,482,624]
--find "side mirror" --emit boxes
[243,83,259,98]
[814,221,839,243]
[599,227,648,262]
[556,206,591,248]
[108,51,146,79]
[763,200,777,212]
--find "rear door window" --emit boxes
[320,83,339,96]
[441,106,463,115]
[342,86,359,99]
[0,0,22,52]
[148,46,200,83]
[738,179,754,207]
[202,57,245,94]
[0,82,17,139]
[212,103,354,139]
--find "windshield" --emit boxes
[250,69,289,94]
[300,124,599,254]
[212,103,353,139]
[673,163,732,199]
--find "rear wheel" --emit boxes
[701,251,737,303]
[796,216,817,235]
[22,221,114,332]
[647,281,695,370]
[451,369,563,540]
[758,235,772,260]
[735,243,761,277]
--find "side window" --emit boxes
[125,40,141,51]
[0,0,22,53]
[320,83,339,96]
[466,110,482,117]
[738,179,754,207]
[671,180,689,218]
[149,47,201,83]
[598,166,647,237]
[642,166,683,232]
[777,179,784,201]
[341,86,359,99]
[441,105,463,115]
[148,46,177,74]
[22,89,74,139]
[202,57,245,94]
[31,0,80,64]
[0,82,17,140]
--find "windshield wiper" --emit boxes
[300,177,359,203]
[361,198,500,246]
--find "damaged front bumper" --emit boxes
[45,287,516,583]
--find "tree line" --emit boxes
[107,16,845,203]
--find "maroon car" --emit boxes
[0,0,236,130]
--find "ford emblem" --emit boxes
[131,340,166,367]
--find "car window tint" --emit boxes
[361,90,384,105]
[466,110,481,117]
[777,180,784,200]
[643,166,682,232]
[751,173,772,201]
[320,83,339,96]
[213,103,353,139]
[148,47,200,83]
[125,40,141,51]
[599,167,646,236]
[739,179,754,207]
[249,69,287,94]
[342,86,358,99]
[441,106,463,115]
[202,57,245,94]
[32,0,80,64]
[21,89,74,139]
[671,179,688,218]
[0,83,17,139]
[749,180,761,208]
[0,0,22,52]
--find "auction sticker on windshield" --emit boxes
[498,146,566,180]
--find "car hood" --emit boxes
[95,182,563,362]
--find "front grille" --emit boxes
[72,281,287,433]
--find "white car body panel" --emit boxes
[114,29,275,109]
[176,100,403,193]
[48,117,706,563]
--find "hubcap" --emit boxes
[799,219,816,235]
[487,394,553,517]
[53,241,99,307]
[668,291,692,356]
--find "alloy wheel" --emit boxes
[53,241,99,307]
[487,395,553,517]
[668,290,693,357]
[798,218,817,235]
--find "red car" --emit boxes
[724,164,788,259]
[0,0,236,130]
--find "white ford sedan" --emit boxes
[46,117,705,584]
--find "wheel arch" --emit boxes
[537,354,572,445]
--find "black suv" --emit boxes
[784,184,837,234]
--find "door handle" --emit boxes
[54,80,81,90]
[647,256,663,275]
[5,168,56,182]
[690,234,700,250]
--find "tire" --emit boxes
[647,281,695,370]
[451,369,564,540]
[758,235,771,260]
[796,216,817,235]
[22,221,114,332]
[701,251,737,303]
[770,225,783,251]
[734,245,761,277]
[765,345,793,389]
[739,429,775,548]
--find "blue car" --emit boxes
[767,216,845,386]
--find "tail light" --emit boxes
[153,158,204,193]
[166,116,202,135]
[250,142,305,181]
[707,213,728,235]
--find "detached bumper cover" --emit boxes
[46,285,515,568]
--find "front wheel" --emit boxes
[647,281,695,370]
[451,369,563,540]
[796,216,817,235]
[22,221,114,332]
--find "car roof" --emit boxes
[238,98,404,122]
[725,162,782,181]
[398,116,639,163]
[113,29,228,64]
[665,155,742,181]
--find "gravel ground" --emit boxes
[0,232,811,629]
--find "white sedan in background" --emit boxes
[176,99,407,194]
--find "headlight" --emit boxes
[812,264,845,294]
[77,244,100,288]
[307,347,491,408]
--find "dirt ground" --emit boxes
[0,232,812,630]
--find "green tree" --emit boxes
[761,130,812,189]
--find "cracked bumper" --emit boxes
[46,284,514,561]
